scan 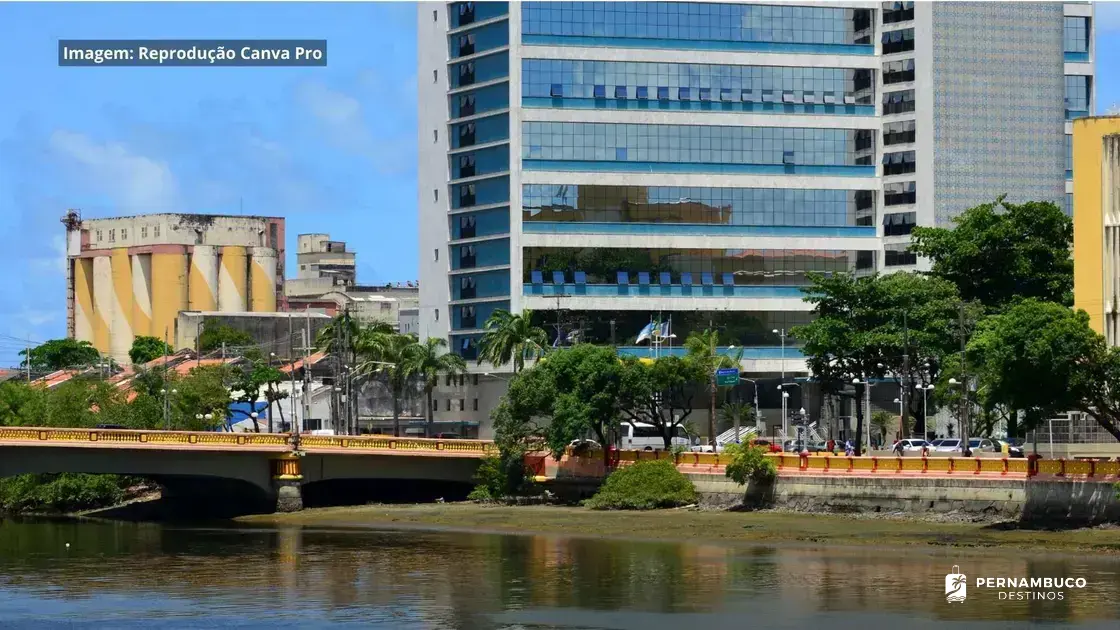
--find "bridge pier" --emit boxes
[270,454,304,513]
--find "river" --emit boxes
[0,518,1118,628]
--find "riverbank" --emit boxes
[241,503,1120,554]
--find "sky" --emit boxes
[0,1,1119,365]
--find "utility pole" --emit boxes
[163,326,171,430]
[707,320,717,448]
[900,312,909,441]
[289,315,296,432]
[25,338,30,382]
[303,309,313,432]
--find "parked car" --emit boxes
[782,440,827,453]
[928,438,947,449]
[434,432,464,439]
[968,438,1000,453]
[933,438,962,452]
[891,438,930,452]
[1004,437,1026,458]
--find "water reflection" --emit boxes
[0,518,1118,628]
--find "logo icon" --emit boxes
[946,565,967,603]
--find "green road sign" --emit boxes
[715,367,739,387]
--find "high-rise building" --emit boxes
[418,1,1090,433]
[1072,116,1120,345]
[62,211,286,365]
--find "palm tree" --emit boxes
[477,309,548,373]
[685,329,744,447]
[403,337,467,437]
[354,327,415,437]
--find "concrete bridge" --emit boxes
[0,427,495,514]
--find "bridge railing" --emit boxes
[0,426,291,449]
[298,434,497,455]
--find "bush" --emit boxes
[723,443,777,486]
[468,453,530,502]
[0,473,127,514]
[584,460,697,510]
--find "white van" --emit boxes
[622,422,690,451]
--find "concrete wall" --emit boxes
[688,473,1120,525]
[176,311,332,359]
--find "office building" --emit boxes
[62,211,286,365]
[418,1,1090,434]
[1072,116,1120,345]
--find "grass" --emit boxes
[242,503,1120,555]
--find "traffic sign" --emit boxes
[715,367,740,387]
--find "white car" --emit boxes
[892,438,930,452]
[934,438,962,452]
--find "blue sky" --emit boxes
[0,1,417,363]
[0,2,1119,365]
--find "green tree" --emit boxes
[197,324,254,354]
[477,309,548,373]
[403,337,466,437]
[684,329,742,445]
[910,196,1073,310]
[966,300,1120,441]
[719,400,754,439]
[355,329,417,437]
[722,442,777,485]
[19,338,101,372]
[617,355,703,450]
[173,365,234,430]
[128,336,173,366]
[0,381,47,426]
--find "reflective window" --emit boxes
[453,207,509,240]
[884,244,917,266]
[449,20,509,58]
[883,181,916,206]
[523,247,871,286]
[452,176,509,209]
[1064,16,1090,53]
[883,120,915,146]
[882,89,915,115]
[881,28,914,54]
[523,59,873,104]
[452,145,509,179]
[1066,134,1073,174]
[528,309,812,348]
[451,114,509,149]
[450,83,509,118]
[451,54,508,88]
[1065,75,1090,114]
[521,122,874,167]
[882,1,914,24]
[453,238,510,269]
[883,150,916,175]
[882,211,916,236]
[522,184,873,227]
[1063,193,1073,218]
[450,1,508,28]
[453,300,509,331]
[882,59,914,84]
[451,269,510,300]
[521,2,873,47]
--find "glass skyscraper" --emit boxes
[417,1,1093,434]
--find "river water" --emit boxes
[0,518,1118,628]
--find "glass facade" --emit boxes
[449,20,509,59]
[522,122,874,168]
[451,114,509,149]
[522,2,873,50]
[450,82,509,119]
[522,184,872,227]
[527,309,811,348]
[452,269,511,300]
[452,176,509,209]
[523,247,868,286]
[450,1,509,29]
[451,207,510,240]
[451,53,509,89]
[453,239,510,270]
[1065,75,1090,117]
[453,300,510,331]
[452,144,510,180]
[522,59,873,105]
[1063,16,1089,53]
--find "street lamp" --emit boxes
[776,382,800,443]
[739,377,761,441]
[771,329,787,382]
[482,372,512,382]
[250,411,259,432]
[893,397,904,439]
[851,378,871,454]
[161,388,178,430]
[947,378,970,456]
[922,384,934,436]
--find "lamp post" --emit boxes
[739,377,760,441]
[771,328,786,382]
[851,377,872,454]
[776,382,800,445]
[893,397,904,439]
[161,388,177,430]
[922,384,934,437]
[948,377,970,456]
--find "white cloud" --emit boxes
[48,130,179,213]
[295,80,375,156]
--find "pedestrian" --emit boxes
[827,438,835,453]
[844,439,853,457]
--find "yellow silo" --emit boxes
[72,257,96,347]
[151,248,188,348]
[109,248,134,364]
[250,248,278,312]
[131,252,152,339]
[189,245,219,311]
[91,255,113,357]
[218,246,248,312]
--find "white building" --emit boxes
[417,1,1092,437]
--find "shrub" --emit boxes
[0,473,127,514]
[723,443,777,486]
[584,460,697,510]
[468,453,530,501]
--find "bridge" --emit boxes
[0,427,495,514]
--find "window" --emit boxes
[457,1,475,25]
[434,129,438,143]
[458,62,475,86]
[96,230,102,241]
[473,399,479,411]
[461,305,476,328]
[458,33,475,56]
[434,188,439,202]
[446,399,452,411]
[108,229,115,242]
[459,183,476,207]
[885,244,917,267]
[856,251,875,270]
[459,215,477,239]
[593,84,606,98]
[473,374,479,386]
[636,86,648,100]
[1065,75,1091,116]
[434,248,439,261]
[883,120,916,145]
[883,151,916,175]
[121,228,127,239]
[458,122,476,146]
[882,89,915,115]
[883,211,916,236]
[882,1,914,24]
[459,154,476,178]
[435,308,440,321]
[153,225,160,237]
[141,226,148,238]
[460,244,477,268]
[433,9,437,21]
[446,374,453,387]
[882,28,914,54]
[884,181,916,206]
[883,59,915,85]
[458,94,475,117]
[1064,16,1090,53]
[459,276,477,299]
[550,83,563,97]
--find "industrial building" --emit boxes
[418,1,1092,438]
[62,211,286,365]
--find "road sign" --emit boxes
[715,367,740,387]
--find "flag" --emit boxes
[635,320,654,344]
[655,320,674,340]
